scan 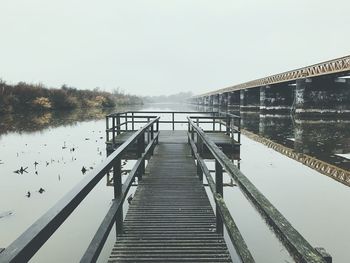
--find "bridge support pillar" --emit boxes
[240,87,260,111]
[228,91,240,109]
[208,95,213,106]
[213,94,219,107]
[260,84,294,114]
[219,93,229,108]
[295,76,350,118]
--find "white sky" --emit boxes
[0,0,349,96]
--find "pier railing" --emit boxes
[187,117,329,263]
[0,117,160,263]
[106,110,241,144]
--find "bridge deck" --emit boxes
[108,139,232,262]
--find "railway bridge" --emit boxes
[191,56,350,117]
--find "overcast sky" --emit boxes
[0,0,349,96]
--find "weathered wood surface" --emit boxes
[108,142,232,262]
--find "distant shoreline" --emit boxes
[0,81,143,115]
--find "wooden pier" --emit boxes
[0,111,331,263]
[109,136,232,262]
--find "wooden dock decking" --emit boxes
[107,130,236,146]
[108,134,232,262]
[107,130,240,160]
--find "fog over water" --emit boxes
[1,1,350,95]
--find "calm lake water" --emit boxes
[0,104,349,262]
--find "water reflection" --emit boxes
[0,106,139,137]
[195,105,350,185]
[239,112,350,171]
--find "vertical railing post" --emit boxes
[156,120,159,144]
[112,115,116,145]
[147,117,151,144]
[125,114,128,131]
[215,159,223,235]
[113,157,123,236]
[187,119,190,144]
[213,117,215,131]
[238,117,241,144]
[226,116,230,135]
[106,116,110,142]
[132,112,135,131]
[172,112,175,130]
[151,121,154,140]
[116,114,121,135]
[197,135,203,181]
[191,126,195,156]
[137,133,145,180]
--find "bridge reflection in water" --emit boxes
[195,105,350,188]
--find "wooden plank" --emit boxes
[108,142,232,262]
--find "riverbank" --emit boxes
[0,80,142,114]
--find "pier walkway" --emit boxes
[109,137,232,262]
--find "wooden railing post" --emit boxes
[106,116,110,142]
[112,115,116,145]
[137,133,145,180]
[187,120,190,144]
[238,117,241,144]
[116,114,121,135]
[151,121,154,140]
[156,120,159,144]
[215,159,223,235]
[125,114,128,131]
[147,117,151,144]
[132,112,135,131]
[113,157,123,236]
[172,112,175,130]
[226,116,230,135]
[197,136,203,181]
[191,126,195,156]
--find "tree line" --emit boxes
[0,80,142,114]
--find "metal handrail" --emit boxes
[0,117,160,263]
[187,117,327,263]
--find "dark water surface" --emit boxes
[0,104,349,262]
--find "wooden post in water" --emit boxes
[215,159,224,235]
[113,157,123,236]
